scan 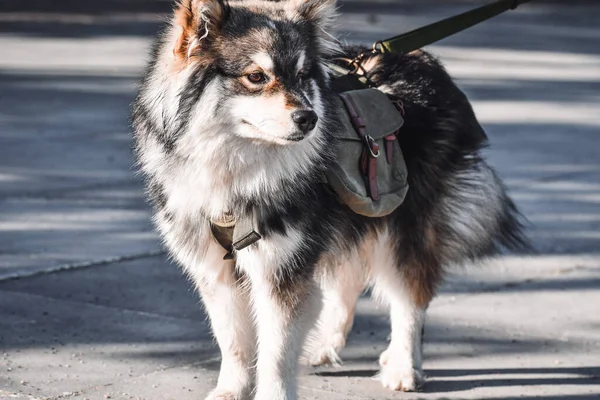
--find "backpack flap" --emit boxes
[335,89,404,141]
[326,88,409,217]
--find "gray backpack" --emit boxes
[325,88,409,217]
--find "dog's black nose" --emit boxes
[292,110,318,133]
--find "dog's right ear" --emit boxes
[173,0,229,59]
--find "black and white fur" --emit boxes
[131,0,527,398]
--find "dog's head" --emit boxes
[169,0,338,144]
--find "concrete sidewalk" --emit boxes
[1,1,600,399]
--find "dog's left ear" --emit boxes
[291,0,337,30]
[290,0,338,54]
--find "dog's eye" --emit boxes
[247,72,266,84]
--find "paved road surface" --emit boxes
[1,1,599,399]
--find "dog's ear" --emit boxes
[173,0,229,59]
[290,0,338,54]
[291,0,337,29]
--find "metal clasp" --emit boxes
[372,40,385,54]
[365,135,380,158]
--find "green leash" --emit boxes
[331,0,531,87]
[376,0,532,54]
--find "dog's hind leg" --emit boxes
[368,230,440,392]
[374,281,427,392]
[184,240,255,400]
[304,254,365,366]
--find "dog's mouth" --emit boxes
[241,120,305,143]
[285,133,305,142]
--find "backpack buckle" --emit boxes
[365,135,380,158]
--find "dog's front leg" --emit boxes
[252,274,320,400]
[240,245,321,400]
[185,240,255,400]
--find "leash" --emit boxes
[332,0,532,83]
[375,0,532,54]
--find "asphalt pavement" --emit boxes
[1,1,599,399]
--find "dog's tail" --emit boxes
[442,160,533,262]
[495,189,532,254]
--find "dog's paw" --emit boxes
[308,345,342,367]
[377,351,425,392]
[378,365,425,392]
[378,348,391,367]
[304,332,345,366]
[204,388,242,400]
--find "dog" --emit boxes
[131,0,527,398]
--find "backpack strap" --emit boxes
[339,92,381,201]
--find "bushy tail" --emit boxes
[495,192,533,254]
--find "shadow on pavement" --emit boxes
[315,366,600,394]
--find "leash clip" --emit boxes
[348,52,368,75]
[372,40,385,54]
[334,49,373,76]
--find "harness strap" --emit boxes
[210,223,236,260]
[210,209,261,260]
[377,0,531,54]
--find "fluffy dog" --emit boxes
[131,0,526,398]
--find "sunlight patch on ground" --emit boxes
[435,46,600,82]
[0,36,150,74]
[470,101,600,126]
